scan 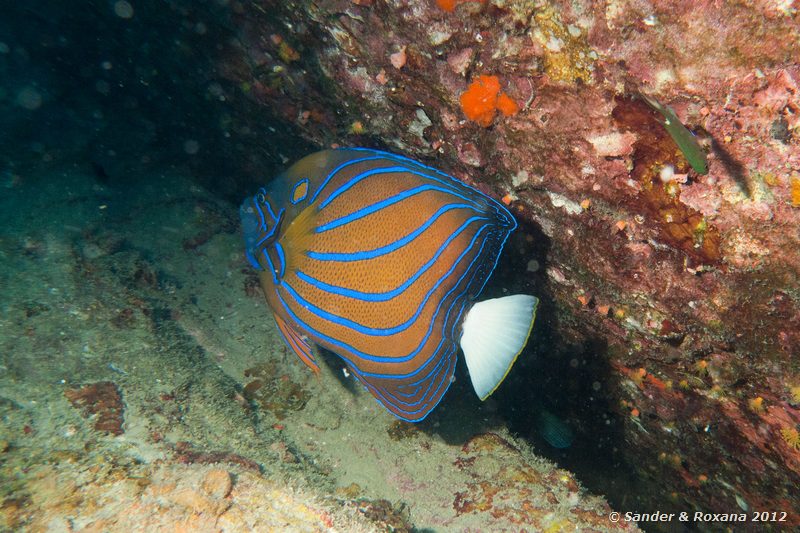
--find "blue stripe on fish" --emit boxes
[274,242,286,279]
[281,223,493,341]
[315,184,482,233]
[307,202,477,262]
[296,216,490,301]
[273,226,492,377]
[308,155,388,205]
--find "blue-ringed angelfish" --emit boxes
[240,148,538,422]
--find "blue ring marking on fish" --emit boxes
[308,151,490,213]
[400,294,468,393]
[274,226,493,370]
[319,158,489,214]
[284,221,492,336]
[307,202,478,262]
[471,230,512,297]
[349,147,462,185]
[331,235,479,387]
[275,242,286,279]
[292,225,487,339]
[297,215,490,302]
[290,178,309,205]
[308,155,389,205]
[346,148,503,208]
[380,298,470,409]
[319,166,421,209]
[276,275,438,373]
[315,184,482,234]
[318,165,470,212]
[394,386,420,398]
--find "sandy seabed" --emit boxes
[0,167,636,532]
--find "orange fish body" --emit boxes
[241,148,538,422]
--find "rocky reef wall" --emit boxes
[211,0,800,523]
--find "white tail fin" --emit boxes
[460,294,538,400]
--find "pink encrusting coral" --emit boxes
[217,0,800,524]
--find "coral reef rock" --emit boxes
[215,0,800,523]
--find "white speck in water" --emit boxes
[114,1,134,19]
[183,139,200,155]
[526,259,540,273]
[16,87,42,110]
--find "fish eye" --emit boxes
[256,193,266,204]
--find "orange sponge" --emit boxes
[459,75,519,127]
[436,0,485,12]
[496,92,520,117]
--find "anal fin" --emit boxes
[273,313,319,374]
